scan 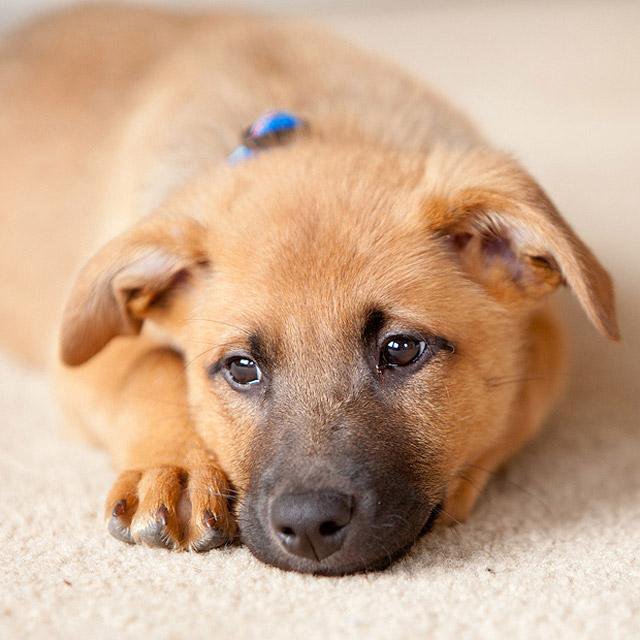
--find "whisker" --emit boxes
[485,372,571,389]
[182,342,238,369]
[184,346,219,370]
[368,523,395,567]
[119,395,198,409]
[463,463,553,516]
[438,507,464,528]
[186,317,252,336]
[485,375,547,388]
[455,472,485,497]
[204,491,238,501]
[431,507,470,559]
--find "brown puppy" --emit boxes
[0,5,617,575]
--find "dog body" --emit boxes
[0,4,617,574]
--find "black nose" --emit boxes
[270,491,353,561]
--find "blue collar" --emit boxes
[228,110,306,164]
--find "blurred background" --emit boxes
[1,2,638,637]
[2,0,637,277]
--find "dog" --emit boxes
[0,4,618,575]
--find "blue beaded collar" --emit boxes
[228,110,307,164]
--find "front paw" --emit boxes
[104,463,237,552]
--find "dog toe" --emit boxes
[105,471,141,545]
[104,463,237,552]
[186,463,237,552]
[107,499,135,544]
[131,505,179,550]
[189,511,229,552]
[129,467,184,549]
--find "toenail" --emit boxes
[203,510,218,528]
[112,499,127,517]
[108,515,134,544]
[191,526,228,552]
[157,505,169,526]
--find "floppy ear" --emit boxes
[423,148,619,340]
[60,214,209,366]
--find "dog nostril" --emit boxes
[318,520,343,537]
[269,490,353,562]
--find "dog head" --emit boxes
[60,143,617,574]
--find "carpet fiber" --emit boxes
[1,2,639,638]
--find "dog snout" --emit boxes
[241,453,429,574]
[269,490,353,561]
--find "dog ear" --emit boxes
[423,148,619,340]
[60,214,209,366]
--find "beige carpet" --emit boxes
[1,1,639,638]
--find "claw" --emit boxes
[133,506,177,550]
[107,505,134,545]
[190,511,229,552]
[105,466,237,553]
[112,499,127,518]
[157,504,169,527]
[203,509,218,528]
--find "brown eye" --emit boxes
[381,335,426,368]
[224,356,262,388]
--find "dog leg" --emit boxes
[54,337,237,551]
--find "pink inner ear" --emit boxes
[448,228,527,283]
[481,232,524,281]
[449,232,473,251]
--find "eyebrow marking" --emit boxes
[249,332,270,365]
[362,308,386,343]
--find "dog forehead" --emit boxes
[195,147,479,345]
[204,209,461,350]
[208,158,439,289]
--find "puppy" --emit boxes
[0,4,617,575]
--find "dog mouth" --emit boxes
[236,445,444,575]
[418,500,443,538]
[239,498,444,576]
[318,499,445,577]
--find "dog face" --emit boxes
[61,144,617,574]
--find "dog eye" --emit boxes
[380,335,426,368]
[379,334,455,371]
[223,356,262,388]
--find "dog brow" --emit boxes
[362,308,386,343]
[249,332,270,365]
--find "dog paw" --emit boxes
[104,463,237,552]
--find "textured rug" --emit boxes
[1,1,639,638]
